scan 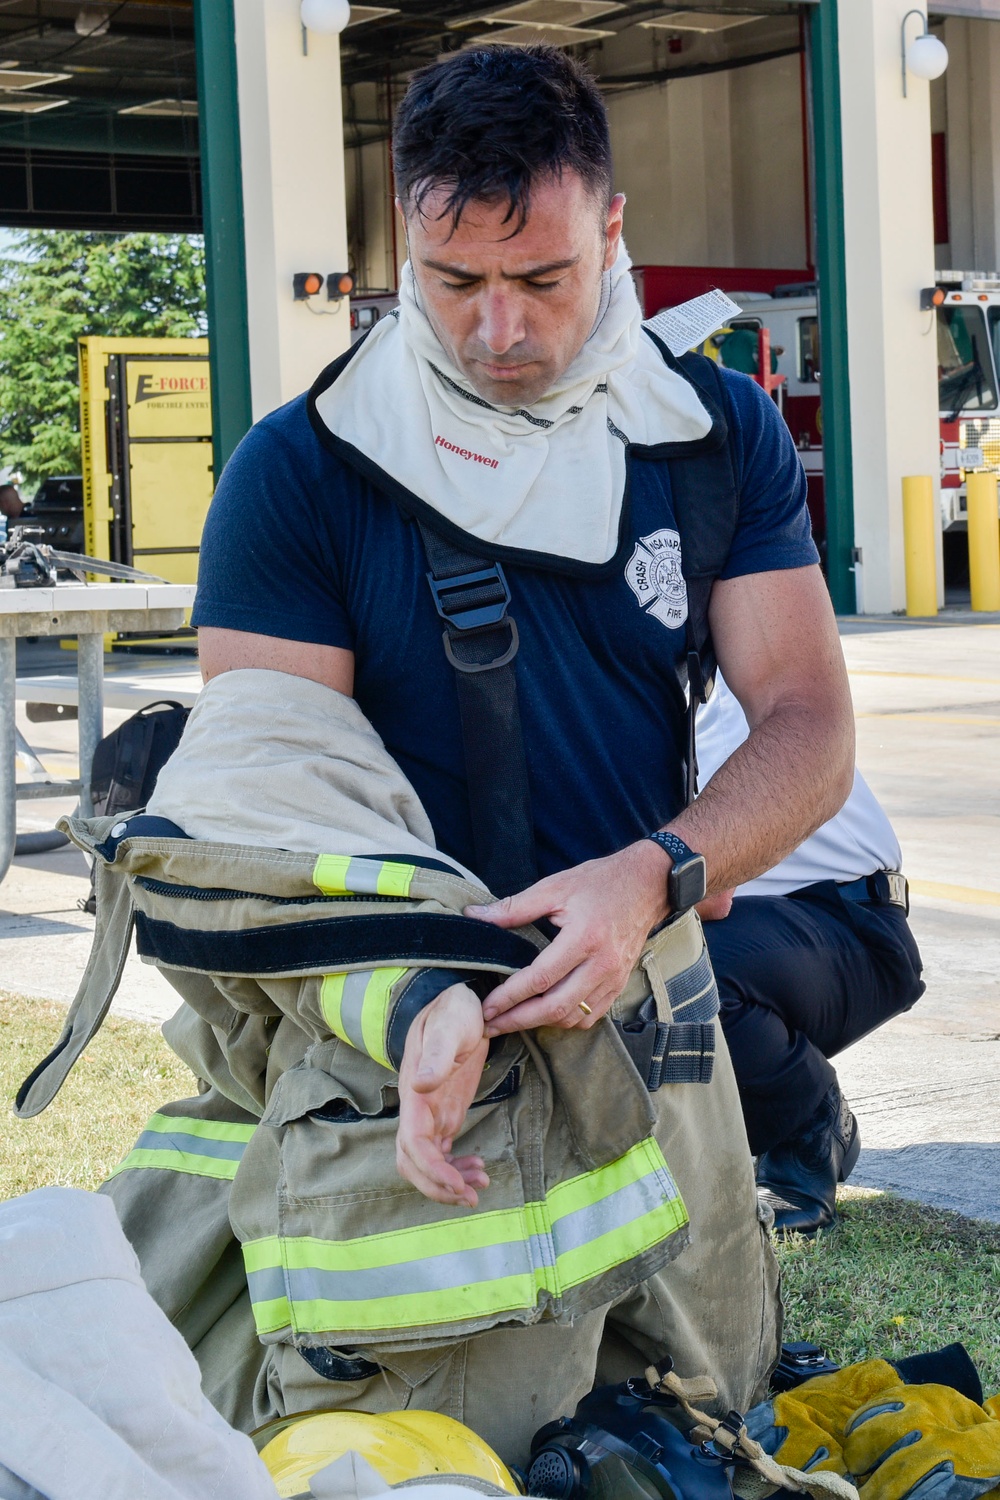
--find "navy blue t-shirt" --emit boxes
[193,360,818,877]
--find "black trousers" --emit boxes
[703,881,925,1156]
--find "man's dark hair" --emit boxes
[392,45,612,233]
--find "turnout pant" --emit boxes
[704,881,924,1157]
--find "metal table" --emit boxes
[0,582,194,883]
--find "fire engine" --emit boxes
[634,265,1000,561]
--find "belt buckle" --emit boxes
[885,871,909,912]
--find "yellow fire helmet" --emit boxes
[255,1408,520,1499]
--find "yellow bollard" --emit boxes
[902,476,938,617]
[966,472,1000,612]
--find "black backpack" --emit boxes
[80,700,190,913]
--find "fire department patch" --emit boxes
[625,528,688,630]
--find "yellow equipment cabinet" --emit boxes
[79,336,212,639]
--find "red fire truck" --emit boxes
[633,264,1000,558]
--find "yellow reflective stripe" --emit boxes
[141,1112,256,1143]
[292,1279,536,1335]
[547,1137,664,1218]
[251,1294,294,1336]
[243,1140,688,1337]
[359,968,405,1068]
[556,1203,688,1292]
[320,972,348,1039]
[110,1146,242,1181]
[313,854,352,894]
[313,855,416,898]
[320,968,403,1070]
[281,1207,527,1274]
[108,1111,256,1181]
[376,862,415,897]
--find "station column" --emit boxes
[834,0,942,613]
[195,0,351,470]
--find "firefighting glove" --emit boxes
[745,1361,904,1476]
[844,1384,1000,1500]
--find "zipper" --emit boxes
[135,877,400,905]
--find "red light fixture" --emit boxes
[327,271,356,301]
[293,271,324,300]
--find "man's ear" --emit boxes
[604,192,626,271]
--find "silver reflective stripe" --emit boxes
[345,858,384,895]
[336,970,373,1054]
[133,1129,246,1162]
[247,1265,289,1304]
[286,1239,534,1306]
[550,1170,674,1257]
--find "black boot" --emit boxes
[756,1082,861,1237]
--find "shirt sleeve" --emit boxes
[192,405,356,650]
[717,368,821,581]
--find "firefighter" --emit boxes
[696,675,924,1236]
[25,45,855,1463]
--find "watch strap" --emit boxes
[646,831,698,866]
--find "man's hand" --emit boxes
[469,840,668,1037]
[396,983,490,1208]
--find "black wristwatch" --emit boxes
[646,831,707,915]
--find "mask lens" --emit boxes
[587,1452,669,1500]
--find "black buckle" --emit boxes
[614,997,663,1091]
[427,564,511,631]
[442,618,520,674]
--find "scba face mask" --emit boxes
[527,1381,738,1500]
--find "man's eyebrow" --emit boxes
[419,256,581,280]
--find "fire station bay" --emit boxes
[44,0,1000,619]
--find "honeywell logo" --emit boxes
[435,434,499,469]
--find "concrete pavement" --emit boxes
[834,617,1000,1221]
[1,620,998,1220]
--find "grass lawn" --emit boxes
[0,989,194,1196]
[2,988,998,1396]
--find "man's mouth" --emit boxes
[477,360,535,380]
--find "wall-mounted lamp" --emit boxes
[327,271,355,301]
[920,286,945,310]
[293,271,324,300]
[902,10,949,97]
[300,0,350,35]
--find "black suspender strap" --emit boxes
[667,351,741,804]
[417,520,538,898]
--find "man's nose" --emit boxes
[477,291,526,355]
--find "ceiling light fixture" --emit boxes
[74,5,112,37]
[0,92,69,113]
[472,0,622,24]
[471,21,613,43]
[118,99,199,117]
[345,7,400,25]
[639,12,763,33]
[0,69,71,90]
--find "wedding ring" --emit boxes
[578,1002,593,1016]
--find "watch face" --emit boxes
[670,854,708,913]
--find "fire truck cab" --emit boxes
[718,274,1000,545]
[933,271,1000,531]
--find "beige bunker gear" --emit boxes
[15,680,779,1464]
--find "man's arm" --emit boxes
[198,627,355,695]
[474,563,855,1036]
[671,563,855,888]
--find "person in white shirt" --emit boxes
[697,675,924,1237]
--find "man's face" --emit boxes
[402,173,625,408]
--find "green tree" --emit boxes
[0,231,206,491]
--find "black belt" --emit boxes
[837,870,909,914]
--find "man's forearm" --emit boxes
[665,699,855,896]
